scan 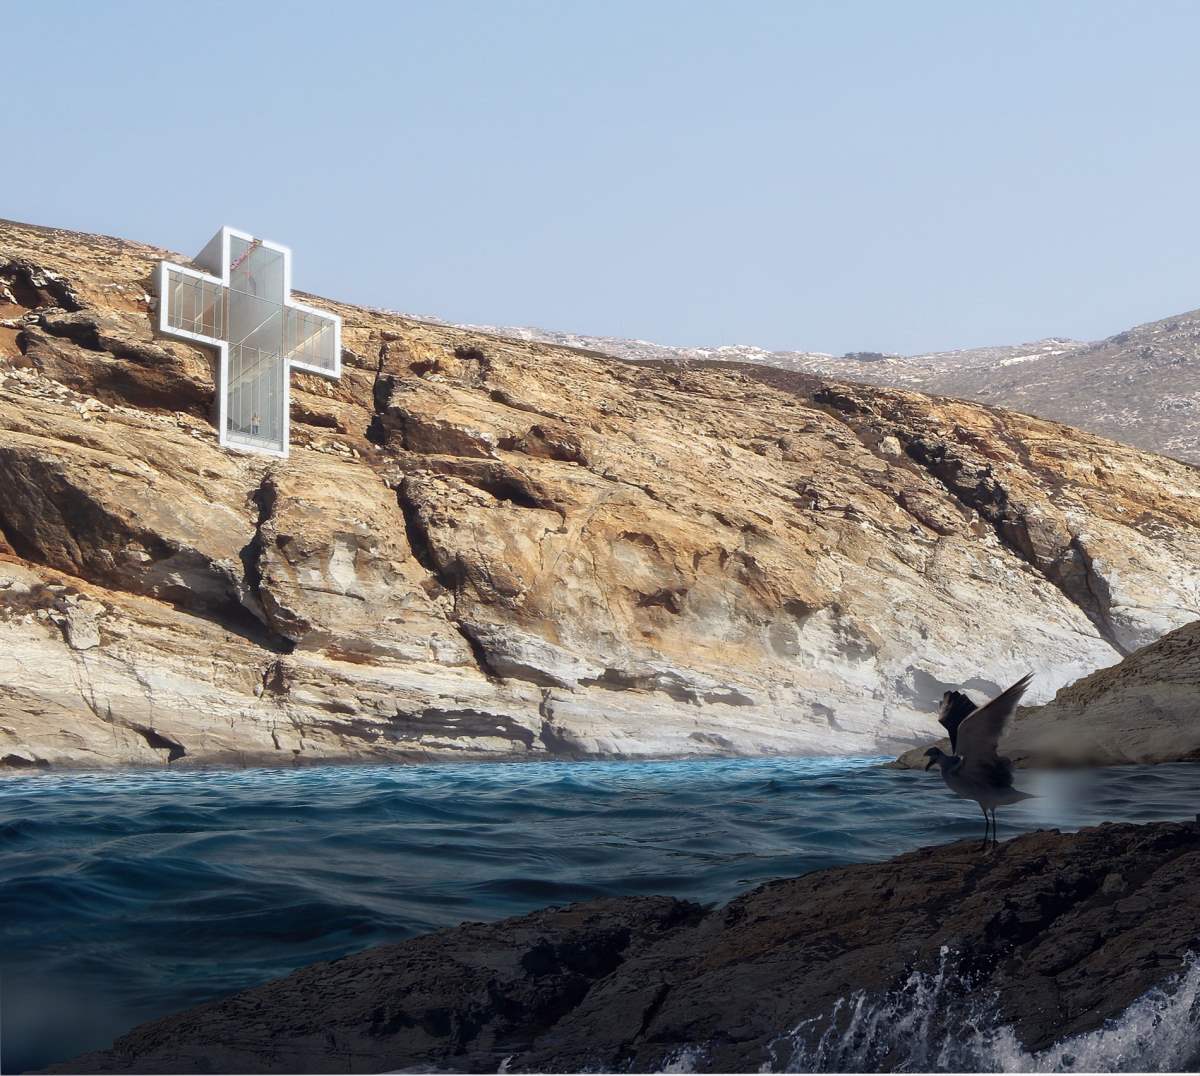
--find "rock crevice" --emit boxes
[804,379,1152,655]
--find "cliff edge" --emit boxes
[2,219,1199,767]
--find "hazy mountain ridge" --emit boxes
[420,316,1087,382]
[456,312,1200,463]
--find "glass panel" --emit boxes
[165,268,225,338]
[285,307,337,370]
[226,343,285,452]
[225,237,287,453]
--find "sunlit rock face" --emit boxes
[473,310,1200,465]
[1,218,1199,768]
[1012,618,1200,767]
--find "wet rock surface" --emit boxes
[45,820,1200,1073]
[2,218,1200,767]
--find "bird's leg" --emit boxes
[991,808,999,848]
[978,804,990,851]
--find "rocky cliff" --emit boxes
[2,218,1200,768]
[44,821,1200,1073]
[893,617,1200,769]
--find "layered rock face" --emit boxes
[45,821,1200,1073]
[1018,619,1200,764]
[2,218,1199,768]
[894,617,1200,768]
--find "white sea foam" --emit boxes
[659,1045,709,1072]
[759,947,1200,1072]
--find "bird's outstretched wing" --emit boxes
[937,690,977,754]
[957,673,1033,780]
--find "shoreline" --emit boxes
[8,745,1199,779]
[0,748,902,778]
[8,759,1199,1072]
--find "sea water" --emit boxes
[1,756,1197,1073]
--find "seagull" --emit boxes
[924,674,1035,850]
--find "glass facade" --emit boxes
[225,237,287,451]
[286,306,338,372]
[165,269,225,338]
[161,230,340,456]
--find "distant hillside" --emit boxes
[922,310,1200,464]
[462,313,1200,464]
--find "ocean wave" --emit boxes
[4,758,1199,1073]
[759,947,1200,1073]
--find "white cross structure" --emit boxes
[158,226,341,457]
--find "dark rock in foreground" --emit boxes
[47,822,1200,1074]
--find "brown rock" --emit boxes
[893,618,1200,769]
[1,218,1199,767]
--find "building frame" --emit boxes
[157,226,342,458]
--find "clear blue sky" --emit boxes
[5,0,1199,354]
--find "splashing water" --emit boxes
[659,1046,710,1072]
[765,948,1200,1073]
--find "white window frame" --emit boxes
[158,226,342,458]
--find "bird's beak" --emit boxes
[924,758,936,771]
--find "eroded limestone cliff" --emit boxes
[2,219,1199,768]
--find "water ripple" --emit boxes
[1,756,1197,1073]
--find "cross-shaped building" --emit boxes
[158,226,342,457]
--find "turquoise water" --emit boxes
[1,756,1197,1073]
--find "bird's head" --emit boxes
[923,747,944,771]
